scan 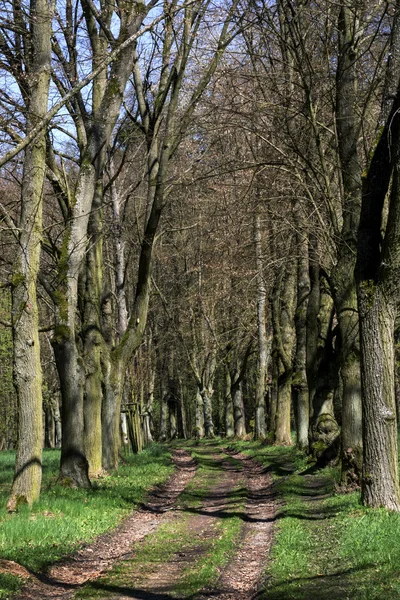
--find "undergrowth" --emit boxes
[0,444,173,599]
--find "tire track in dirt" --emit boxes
[12,449,196,600]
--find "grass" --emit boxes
[0,443,173,599]
[189,437,400,599]
[263,463,400,599]
[75,443,245,599]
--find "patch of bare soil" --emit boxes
[12,449,196,600]
[0,560,30,580]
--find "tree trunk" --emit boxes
[268,352,279,440]
[54,161,96,484]
[306,241,320,415]
[143,365,155,445]
[356,91,400,508]
[309,287,341,461]
[7,0,53,509]
[83,184,104,477]
[358,293,400,509]
[293,224,310,451]
[178,378,188,439]
[276,372,292,445]
[101,354,124,470]
[159,370,170,442]
[111,171,129,336]
[53,338,90,487]
[195,389,205,439]
[52,396,62,448]
[83,344,103,472]
[121,412,129,451]
[202,387,215,438]
[233,381,246,438]
[169,398,178,440]
[311,285,337,421]
[273,246,296,445]
[254,211,268,440]
[334,2,363,485]
[126,395,144,454]
[45,405,55,449]
[225,368,234,438]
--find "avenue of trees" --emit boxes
[1,0,400,511]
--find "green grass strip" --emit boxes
[175,492,243,597]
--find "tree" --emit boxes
[254,207,269,440]
[293,210,310,451]
[46,0,165,483]
[356,0,400,510]
[2,0,54,509]
[97,0,241,466]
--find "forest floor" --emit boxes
[5,443,275,600]
[3,439,400,599]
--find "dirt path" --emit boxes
[11,445,276,600]
[12,449,196,600]
[202,450,276,600]
[105,452,247,600]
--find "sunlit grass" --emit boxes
[184,439,400,599]
[5,436,400,600]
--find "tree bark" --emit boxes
[54,161,96,485]
[169,397,178,440]
[276,372,292,445]
[195,389,205,438]
[8,0,53,509]
[53,338,90,487]
[143,361,155,445]
[306,240,320,416]
[356,81,400,508]
[233,381,246,438]
[311,285,337,422]
[273,245,296,445]
[268,352,279,440]
[333,2,363,485]
[293,224,310,451]
[202,387,215,438]
[254,211,268,440]
[159,390,169,443]
[83,184,104,477]
[358,293,400,509]
[225,368,235,438]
